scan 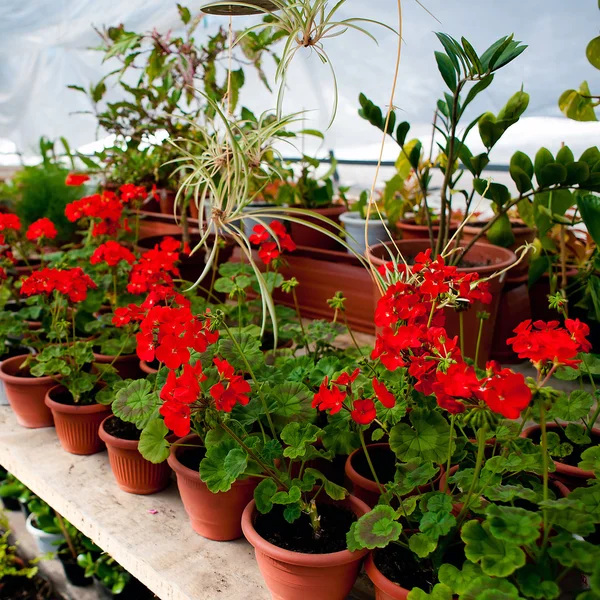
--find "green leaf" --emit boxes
[587,36,600,70]
[272,485,301,505]
[269,382,314,425]
[408,532,438,558]
[485,505,542,545]
[552,390,594,421]
[219,333,263,372]
[396,122,410,146]
[138,419,170,464]
[539,163,568,186]
[534,148,554,183]
[283,504,302,523]
[435,51,457,91]
[408,585,453,600]
[280,422,320,459]
[565,161,590,185]
[200,439,248,493]
[420,510,456,539]
[390,409,451,464]
[578,446,600,475]
[346,505,402,551]
[473,179,511,207]
[254,479,278,514]
[515,565,560,599]
[177,4,191,24]
[578,194,600,246]
[461,520,526,577]
[565,423,591,446]
[486,213,516,248]
[437,562,485,596]
[112,379,160,429]
[559,83,598,122]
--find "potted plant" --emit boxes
[0,473,26,512]
[56,524,98,588]
[25,497,64,555]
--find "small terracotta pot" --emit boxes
[158,189,176,215]
[367,240,516,365]
[522,423,599,487]
[288,205,346,250]
[345,443,444,507]
[139,360,158,375]
[93,352,143,380]
[168,434,258,540]
[99,416,173,495]
[396,218,458,242]
[242,495,370,600]
[365,553,409,600]
[0,355,55,428]
[44,386,110,455]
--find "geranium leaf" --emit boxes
[112,379,160,429]
[579,446,600,476]
[219,333,263,372]
[303,468,347,500]
[438,562,484,596]
[407,584,453,600]
[346,505,402,551]
[408,532,438,558]
[420,510,456,539]
[269,382,314,425]
[515,565,560,600]
[283,504,302,523]
[551,390,594,421]
[138,419,170,464]
[461,520,525,577]
[566,423,591,446]
[390,409,451,464]
[254,479,278,514]
[280,422,320,459]
[486,505,542,545]
[200,440,248,493]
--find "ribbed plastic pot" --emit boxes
[365,553,409,600]
[99,416,173,495]
[25,513,64,555]
[242,495,370,600]
[92,352,143,380]
[44,386,110,455]
[168,434,258,540]
[0,355,55,428]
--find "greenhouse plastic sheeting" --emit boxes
[0,0,598,163]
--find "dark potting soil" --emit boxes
[0,574,57,600]
[49,386,101,407]
[352,446,396,485]
[374,545,437,591]
[253,504,356,554]
[529,427,600,468]
[177,446,206,471]
[103,416,141,441]
[147,358,161,371]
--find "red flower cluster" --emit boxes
[65,191,127,237]
[65,173,90,186]
[119,184,146,203]
[90,241,136,267]
[25,218,57,242]
[249,221,296,265]
[507,319,591,369]
[20,267,97,302]
[210,357,252,412]
[0,214,21,233]
[127,237,181,294]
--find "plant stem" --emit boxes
[359,429,384,495]
[55,514,76,560]
[539,400,550,548]
[455,425,487,527]
[459,312,465,355]
[222,321,276,438]
[444,414,455,493]
[291,287,309,354]
[474,315,485,366]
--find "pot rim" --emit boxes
[139,360,158,375]
[366,239,516,275]
[25,513,64,539]
[345,443,391,494]
[521,423,599,479]
[365,552,409,598]
[241,496,370,567]
[462,219,532,232]
[0,355,57,386]
[99,415,177,449]
[92,351,138,363]
[44,385,110,415]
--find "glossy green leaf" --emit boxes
[280,422,320,459]
[435,51,457,92]
[486,505,542,545]
[486,213,516,248]
[587,36,600,70]
[138,419,170,464]
[578,194,600,246]
[254,479,278,514]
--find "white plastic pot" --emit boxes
[339,211,390,255]
[25,513,64,555]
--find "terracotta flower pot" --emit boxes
[44,386,110,455]
[99,416,173,495]
[139,360,158,375]
[397,218,459,242]
[345,443,444,507]
[461,220,535,276]
[0,355,55,428]
[168,434,258,540]
[522,423,599,488]
[242,495,370,600]
[365,553,410,600]
[367,239,516,366]
[93,352,143,380]
[158,189,176,215]
[288,205,346,250]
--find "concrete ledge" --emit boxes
[0,407,269,600]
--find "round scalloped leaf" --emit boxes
[346,505,402,551]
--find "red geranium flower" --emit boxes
[312,377,347,415]
[90,241,136,267]
[372,378,396,409]
[258,241,280,265]
[65,173,90,186]
[210,376,251,412]
[351,399,377,425]
[333,368,360,387]
[478,367,531,419]
[154,334,190,370]
[159,401,191,437]
[25,218,57,242]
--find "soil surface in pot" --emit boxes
[103,416,141,441]
[254,504,356,554]
[177,446,206,471]
[2,346,31,362]
[49,386,101,407]
[353,445,396,484]
[374,545,437,591]
[1,574,57,600]
[528,428,599,468]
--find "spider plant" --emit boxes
[201,0,398,127]
[168,95,373,342]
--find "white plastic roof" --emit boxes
[0,0,598,167]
